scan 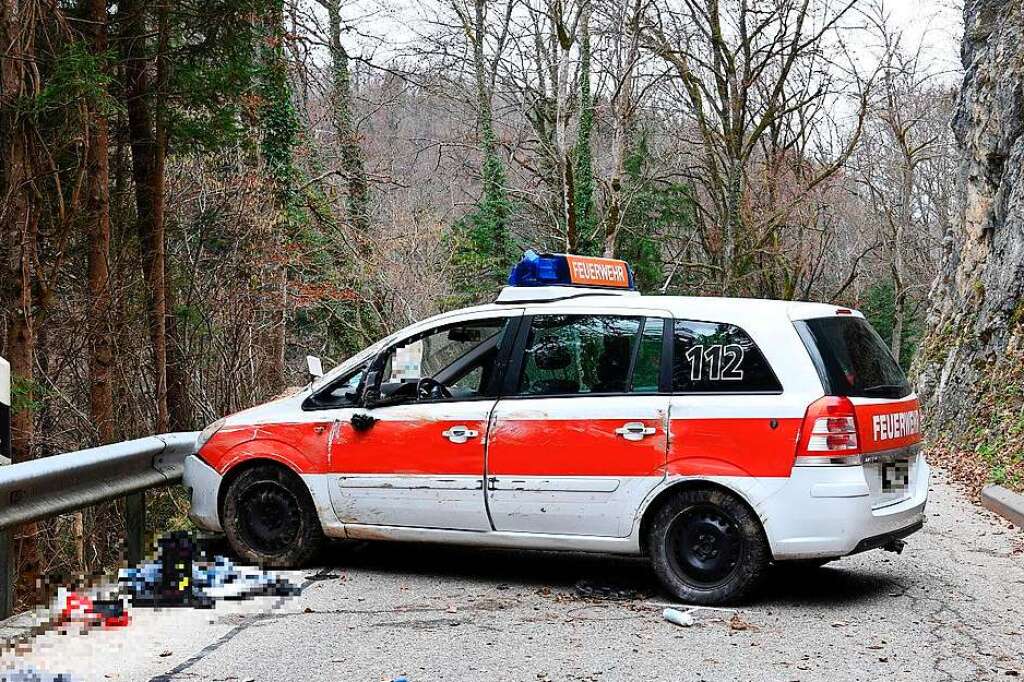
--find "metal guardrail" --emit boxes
[0,355,199,620]
[0,432,199,530]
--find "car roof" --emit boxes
[313,290,852,392]
[447,292,861,326]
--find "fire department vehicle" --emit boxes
[184,251,928,604]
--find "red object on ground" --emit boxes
[58,592,130,628]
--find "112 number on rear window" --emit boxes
[673,321,780,393]
[683,344,745,381]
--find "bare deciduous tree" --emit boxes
[644,0,871,294]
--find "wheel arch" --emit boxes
[217,457,311,522]
[636,478,768,555]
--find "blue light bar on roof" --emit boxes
[508,250,636,290]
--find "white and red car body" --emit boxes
[184,291,928,561]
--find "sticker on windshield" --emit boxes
[390,342,423,382]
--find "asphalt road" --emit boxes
[2,469,1023,681]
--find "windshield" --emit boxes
[797,316,911,399]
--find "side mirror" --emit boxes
[306,355,324,380]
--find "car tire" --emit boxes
[222,463,324,568]
[646,487,769,605]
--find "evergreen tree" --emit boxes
[573,4,597,255]
[618,133,696,293]
[446,0,516,305]
[257,0,305,388]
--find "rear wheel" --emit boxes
[222,464,324,568]
[646,488,769,605]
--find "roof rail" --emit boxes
[494,285,639,304]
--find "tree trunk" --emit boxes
[1,223,35,469]
[471,0,506,222]
[890,162,912,363]
[890,263,905,363]
[0,0,41,603]
[572,0,594,254]
[165,284,190,430]
[1,0,37,463]
[260,0,298,394]
[85,0,115,446]
[603,0,642,258]
[721,164,743,293]
[119,0,171,432]
[470,0,510,261]
[325,0,370,238]
[912,0,1024,437]
[550,4,573,248]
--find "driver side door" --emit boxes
[324,311,522,531]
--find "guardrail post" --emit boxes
[0,530,12,620]
[1,356,13,619]
[126,491,145,565]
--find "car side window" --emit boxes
[325,365,367,403]
[631,318,664,393]
[517,315,665,396]
[672,320,781,393]
[379,318,509,400]
[303,363,367,409]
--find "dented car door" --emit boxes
[326,311,522,531]
[485,311,672,537]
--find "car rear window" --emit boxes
[797,316,911,399]
[671,320,781,393]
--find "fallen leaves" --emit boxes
[729,613,759,632]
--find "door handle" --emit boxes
[442,425,479,444]
[615,422,657,441]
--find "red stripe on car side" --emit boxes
[332,420,487,475]
[487,418,666,476]
[668,417,802,478]
[206,416,827,480]
[202,422,333,475]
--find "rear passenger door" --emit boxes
[666,320,797,479]
[485,310,672,537]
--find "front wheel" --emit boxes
[222,464,324,568]
[646,488,769,605]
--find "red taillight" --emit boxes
[796,396,861,465]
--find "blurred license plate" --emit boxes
[881,459,910,492]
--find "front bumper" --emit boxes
[183,454,224,532]
[764,450,929,560]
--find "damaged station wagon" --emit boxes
[184,251,928,604]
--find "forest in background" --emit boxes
[0,0,962,601]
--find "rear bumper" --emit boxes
[763,451,929,560]
[183,454,224,532]
[849,519,923,554]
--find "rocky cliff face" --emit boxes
[912,0,1024,482]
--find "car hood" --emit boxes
[222,388,312,427]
